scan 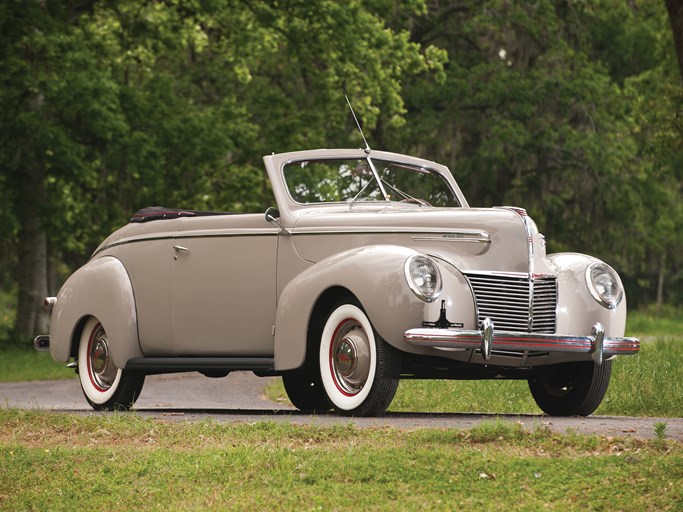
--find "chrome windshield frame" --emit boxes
[365,155,390,201]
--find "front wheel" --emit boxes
[528,360,612,416]
[78,317,145,411]
[318,302,401,417]
[282,367,332,413]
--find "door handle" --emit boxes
[173,245,189,260]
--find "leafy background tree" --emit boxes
[388,0,682,309]
[0,0,680,346]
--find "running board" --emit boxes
[125,357,275,374]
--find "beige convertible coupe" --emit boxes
[35,148,639,416]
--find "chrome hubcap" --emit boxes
[88,326,117,391]
[331,324,371,395]
[91,338,108,373]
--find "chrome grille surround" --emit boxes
[464,272,557,334]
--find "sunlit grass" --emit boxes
[0,410,681,511]
[0,347,75,382]
[626,305,683,338]
[390,337,683,417]
[602,337,683,416]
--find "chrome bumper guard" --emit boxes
[33,297,56,352]
[404,319,639,365]
[34,335,50,352]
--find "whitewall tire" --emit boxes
[77,316,145,410]
[318,302,400,416]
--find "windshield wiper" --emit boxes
[350,177,376,202]
[382,180,430,206]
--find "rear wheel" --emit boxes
[528,360,612,416]
[78,317,145,411]
[318,301,401,417]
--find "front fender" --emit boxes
[49,256,142,368]
[544,253,627,337]
[273,245,476,371]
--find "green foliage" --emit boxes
[0,0,444,261]
[0,285,17,347]
[394,0,682,306]
[654,421,668,440]
[0,0,682,339]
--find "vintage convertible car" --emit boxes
[35,148,639,416]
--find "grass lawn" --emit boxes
[0,347,75,382]
[626,305,683,338]
[1,410,682,511]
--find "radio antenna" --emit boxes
[345,94,371,154]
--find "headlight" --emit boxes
[586,262,624,309]
[404,255,442,302]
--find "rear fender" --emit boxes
[49,256,141,368]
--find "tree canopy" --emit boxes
[1,0,681,344]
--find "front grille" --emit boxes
[464,273,557,333]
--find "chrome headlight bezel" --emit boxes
[404,255,443,303]
[586,262,624,310]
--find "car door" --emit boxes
[111,219,180,357]
[169,213,279,356]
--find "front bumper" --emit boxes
[404,319,639,365]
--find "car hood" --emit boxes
[289,206,541,274]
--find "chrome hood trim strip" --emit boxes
[496,207,535,331]
[412,231,491,244]
[290,228,490,243]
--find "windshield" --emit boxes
[283,158,460,207]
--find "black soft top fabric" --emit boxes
[130,206,239,223]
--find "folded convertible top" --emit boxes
[130,206,237,223]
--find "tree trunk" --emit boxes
[656,253,666,316]
[14,163,50,344]
[665,0,683,80]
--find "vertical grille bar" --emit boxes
[464,273,557,333]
